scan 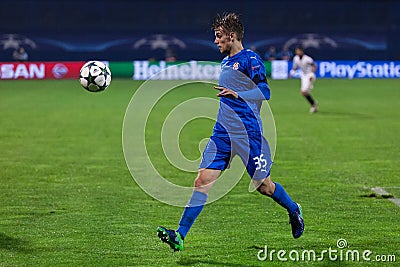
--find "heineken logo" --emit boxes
[133,61,221,80]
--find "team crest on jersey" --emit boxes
[232,62,239,70]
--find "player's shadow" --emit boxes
[0,232,32,253]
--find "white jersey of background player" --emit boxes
[290,46,318,113]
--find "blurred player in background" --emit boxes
[157,12,304,252]
[290,46,318,113]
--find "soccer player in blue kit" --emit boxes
[157,13,304,251]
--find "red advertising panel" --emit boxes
[0,62,86,80]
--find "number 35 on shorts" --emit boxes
[253,154,267,172]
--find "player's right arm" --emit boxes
[214,86,238,98]
[289,56,298,78]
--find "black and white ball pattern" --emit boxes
[79,61,111,92]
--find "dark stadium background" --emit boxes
[0,0,399,61]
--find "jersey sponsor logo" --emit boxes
[232,62,239,70]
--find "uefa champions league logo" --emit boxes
[284,33,338,49]
[133,34,186,50]
[0,34,37,50]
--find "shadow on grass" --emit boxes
[0,233,33,253]
[360,193,394,199]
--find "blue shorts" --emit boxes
[199,134,273,180]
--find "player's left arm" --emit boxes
[310,60,317,81]
[236,55,270,101]
[312,62,317,73]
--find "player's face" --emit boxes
[295,48,304,57]
[214,28,233,54]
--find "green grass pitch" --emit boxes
[0,78,399,266]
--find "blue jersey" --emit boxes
[213,49,270,137]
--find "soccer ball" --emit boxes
[79,61,111,92]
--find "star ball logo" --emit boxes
[133,34,186,50]
[0,34,37,50]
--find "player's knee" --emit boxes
[194,176,202,188]
[257,185,274,196]
[194,175,207,188]
[301,91,308,96]
[256,178,275,196]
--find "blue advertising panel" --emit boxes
[272,60,400,79]
[316,61,400,79]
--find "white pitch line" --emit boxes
[371,187,400,208]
